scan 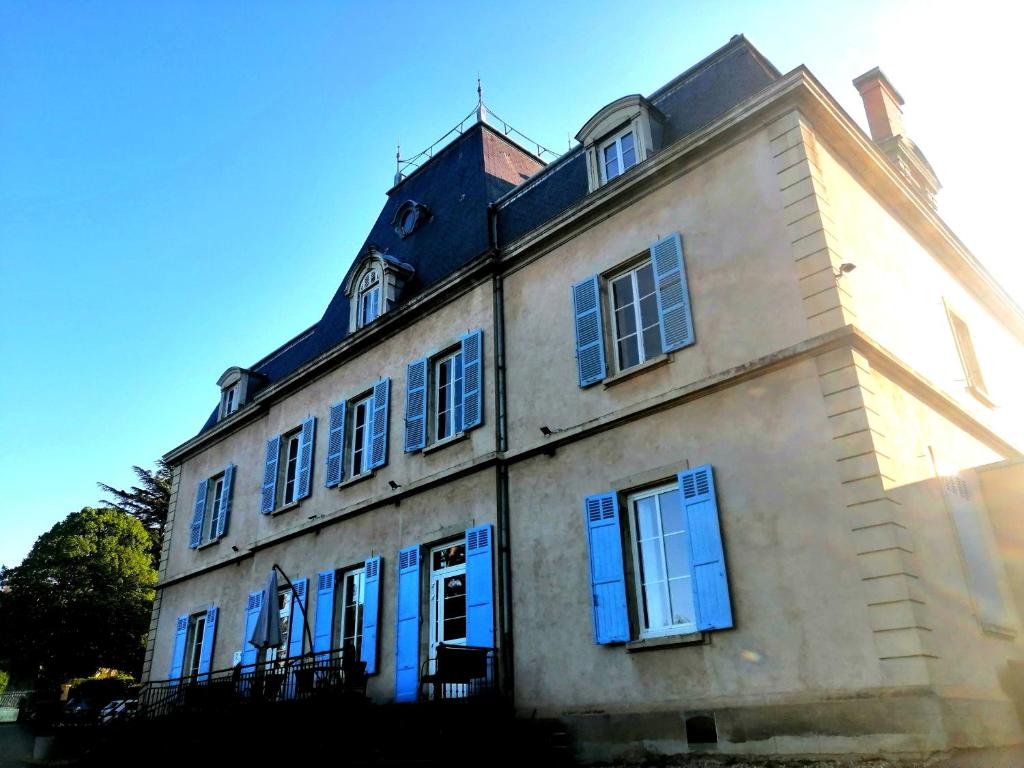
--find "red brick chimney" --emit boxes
[853,67,940,208]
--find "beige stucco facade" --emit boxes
[146,42,1024,762]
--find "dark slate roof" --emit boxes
[495,36,781,246]
[199,124,544,433]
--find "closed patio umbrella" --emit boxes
[249,569,281,654]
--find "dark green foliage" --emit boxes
[0,508,157,683]
[97,460,171,560]
[0,668,8,695]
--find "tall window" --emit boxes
[357,270,381,328]
[221,385,238,417]
[183,613,207,680]
[337,569,366,662]
[350,395,373,477]
[205,475,225,543]
[282,432,301,505]
[610,260,662,371]
[627,484,696,638]
[947,308,989,400]
[600,128,636,182]
[434,351,464,441]
[429,543,467,652]
[265,588,292,665]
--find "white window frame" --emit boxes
[429,542,467,655]
[281,431,302,506]
[204,474,225,544]
[625,483,698,640]
[598,127,637,184]
[432,349,464,443]
[608,258,662,372]
[335,567,366,662]
[349,394,374,477]
[264,588,292,665]
[357,268,381,329]
[183,612,207,680]
[945,303,990,403]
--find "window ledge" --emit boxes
[603,353,671,388]
[626,631,705,653]
[338,471,375,489]
[981,621,1017,640]
[196,538,221,551]
[966,384,996,409]
[271,499,301,517]
[423,431,467,455]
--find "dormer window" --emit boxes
[357,269,381,328]
[221,385,239,417]
[392,200,429,239]
[344,246,415,332]
[576,94,665,193]
[216,367,257,422]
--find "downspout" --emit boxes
[489,202,515,704]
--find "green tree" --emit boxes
[98,460,171,560]
[0,508,157,683]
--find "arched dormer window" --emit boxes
[344,246,415,331]
[216,367,257,421]
[576,94,665,193]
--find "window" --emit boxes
[221,385,239,417]
[609,260,662,371]
[313,558,380,673]
[324,379,391,488]
[216,367,255,421]
[430,543,468,652]
[335,568,366,663]
[188,466,235,549]
[626,484,695,638]
[183,612,207,680]
[357,269,381,329]
[260,417,315,513]
[599,128,637,183]
[404,330,483,453]
[169,607,218,682]
[434,350,464,442]
[583,465,732,645]
[572,233,693,387]
[946,305,990,404]
[264,587,293,666]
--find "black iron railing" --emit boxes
[419,644,497,702]
[136,648,366,721]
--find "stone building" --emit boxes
[144,36,1024,760]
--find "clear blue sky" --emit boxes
[1,1,1019,568]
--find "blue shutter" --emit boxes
[395,545,421,702]
[652,233,695,352]
[325,401,347,488]
[241,591,263,668]
[189,479,208,549]
[297,416,316,499]
[404,359,428,452]
[465,525,494,648]
[678,465,733,631]
[215,465,234,538]
[313,570,335,659]
[460,330,483,430]
[288,577,308,658]
[168,614,189,680]
[197,606,218,680]
[584,493,630,644]
[368,378,391,469]
[361,556,381,675]
[261,436,281,514]
[572,276,607,387]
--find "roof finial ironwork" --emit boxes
[394,139,403,186]
[476,73,488,125]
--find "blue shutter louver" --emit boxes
[651,233,695,352]
[215,465,234,539]
[313,570,336,660]
[325,401,347,488]
[368,378,391,469]
[395,545,421,702]
[169,614,189,681]
[678,465,733,631]
[460,330,483,430]
[361,556,382,675]
[261,436,281,514]
[297,416,316,499]
[189,479,209,549]
[288,577,308,659]
[197,606,218,681]
[241,592,263,668]
[572,276,607,387]
[584,493,630,644]
[404,359,428,452]
[465,525,494,648]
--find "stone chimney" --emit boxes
[853,67,940,208]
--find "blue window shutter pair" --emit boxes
[261,436,281,514]
[571,233,694,387]
[403,330,484,452]
[361,556,382,675]
[324,401,347,488]
[215,465,235,538]
[394,546,421,702]
[189,479,209,549]
[297,416,316,500]
[241,591,263,668]
[169,614,189,680]
[404,359,428,452]
[465,525,494,648]
[313,570,335,659]
[582,465,733,644]
[368,379,391,469]
[197,606,218,681]
[287,577,308,658]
